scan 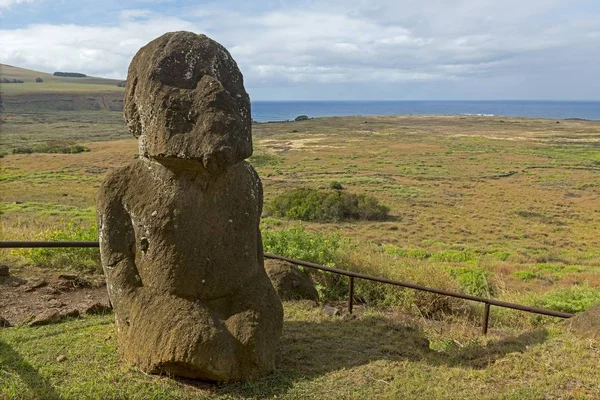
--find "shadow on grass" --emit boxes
[0,340,62,400]
[177,314,549,398]
[441,329,549,369]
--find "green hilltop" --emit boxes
[0,63,125,112]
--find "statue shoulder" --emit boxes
[98,161,147,205]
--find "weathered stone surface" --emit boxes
[84,302,112,315]
[98,31,283,381]
[323,304,340,317]
[24,279,48,292]
[265,259,319,302]
[29,309,61,326]
[123,31,252,174]
[0,316,11,328]
[28,308,80,327]
[564,303,600,340]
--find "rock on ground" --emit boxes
[265,259,319,302]
[564,303,600,340]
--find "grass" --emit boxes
[1,89,599,397]
[8,219,99,271]
[530,284,600,314]
[1,303,599,399]
[0,63,124,95]
[2,114,599,309]
[0,112,129,154]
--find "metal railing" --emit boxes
[0,241,574,334]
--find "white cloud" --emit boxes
[0,0,38,10]
[0,16,195,78]
[0,0,598,98]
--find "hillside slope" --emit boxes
[0,64,124,112]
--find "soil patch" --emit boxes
[0,266,110,326]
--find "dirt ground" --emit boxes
[0,266,110,326]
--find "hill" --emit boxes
[0,64,125,112]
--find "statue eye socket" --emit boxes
[140,237,149,253]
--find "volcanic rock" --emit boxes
[564,303,600,340]
[265,259,319,302]
[98,31,282,381]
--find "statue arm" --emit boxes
[98,180,142,296]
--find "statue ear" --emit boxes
[124,77,142,138]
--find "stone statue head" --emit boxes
[124,31,252,173]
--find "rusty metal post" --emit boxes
[482,303,491,334]
[348,276,355,314]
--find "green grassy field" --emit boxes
[2,303,599,400]
[0,64,124,113]
[2,113,600,305]
[1,67,600,398]
[0,64,124,95]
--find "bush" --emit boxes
[261,227,471,316]
[1,78,24,83]
[262,226,349,299]
[11,142,90,154]
[262,226,344,267]
[295,115,309,121]
[431,250,477,263]
[384,246,432,260]
[12,146,34,154]
[266,188,390,221]
[53,72,87,78]
[449,267,495,297]
[343,244,470,317]
[329,181,344,190]
[531,283,600,314]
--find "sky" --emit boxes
[0,0,599,100]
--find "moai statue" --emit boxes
[97,31,283,381]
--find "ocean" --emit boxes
[250,100,600,123]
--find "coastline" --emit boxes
[252,113,594,124]
[250,100,600,123]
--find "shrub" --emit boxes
[449,267,495,297]
[513,270,542,281]
[53,72,87,78]
[383,245,431,260]
[262,226,349,299]
[261,228,471,316]
[11,142,90,155]
[329,181,344,190]
[262,226,344,267]
[12,146,34,154]
[431,250,477,263]
[1,78,24,83]
[343,244,470,317]
[266,188,390,221]
[295,115,309,121]
[531,283,600,314]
